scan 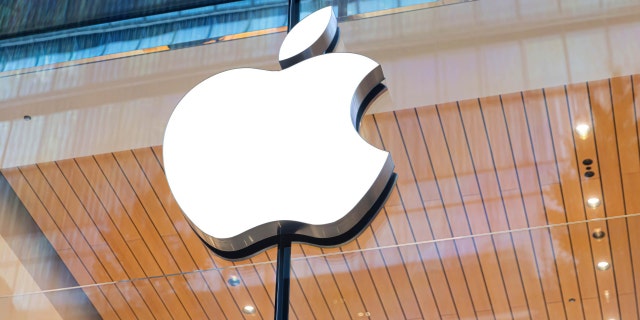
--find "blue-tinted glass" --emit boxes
[71,34,107,60]
[253,0,285,4]
[0,47,15,72]
[3,45,38,71]
[356,0,396,14]
[300,0,333,19]
[400,0,437,6]
[0,0,451,72]
[210,13,251,38]
[248,7,288,30]
[214,1,252,11]
[172,18,213,44]
[138,24,176,49]
[36,40,72,66]
[103,29,142,54]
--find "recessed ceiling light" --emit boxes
[575,124,590,139]
[597,261,610,271]
[587,197,601,208]
[592,228,606,239]
[227,275,241,287]
[242,305,256,314]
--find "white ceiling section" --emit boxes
[1,0,640,169]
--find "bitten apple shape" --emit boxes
[163,7,396,259]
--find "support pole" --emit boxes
[274,236,292,320]
[287,0,300,31]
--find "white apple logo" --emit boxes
[163,7,396,260]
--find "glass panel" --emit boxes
[0,0,468,73]
[1,214,636,318]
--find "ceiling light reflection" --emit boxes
[587,197,601,208]
[242,305,256,314]
[575,124,590,139]
[596,261,610,271]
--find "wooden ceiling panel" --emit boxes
[3,74,640,319]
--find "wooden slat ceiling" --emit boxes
[2,74,640,319]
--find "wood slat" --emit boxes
[394,108,459,319]
[479,94,543,318]
[374,112,441,319]
[55,159,146,279]
[544,84,597,320]
[4,71,640,319]
[522,89,574,318]
[132,147,252,319]
[461,98,530,316]
[415,105,479,318]
[494,92,552,318]
[328,241,389,319]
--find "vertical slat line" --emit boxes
[446,102,497,316]
[148,148,245,320]
[587,79,624,313]
[110,151,196,320]
[499,94,552,319]
[413,107,463,318]
[629,75,640,315]
[392,110,446,318]
[421,104,480,318]
[373,113,427,320]
[203,250,260,320]
[15,166,121,320]
[298,246,340,320]
[354,233,391,319]
[598,77,640,315]
[245,258,278,314]
[434,104,481,317]
[156,147,254,318]
[226,265,267,320]
[519,92,552,224]
[361,231,395,317]
[240,251,285,319]
[76,158,174,319]
[150,147,164,171]
[541,88,580,317]
[322,249,372,318]
[478,97,531,319]
[634,76,640,162]
[374,113,436,319]
[369,207,409,320]
[385,197,426,319]
[34,163,138,318]
[300,247,358,318]
[582,83,608,319]
[91,155,179,320]
[458,100,514,319]
[131,149,225,319]
[520,91,567,318]
[53,160,154,318]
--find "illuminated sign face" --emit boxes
[163,7,395,259]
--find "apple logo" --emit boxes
[163,7,396,260]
